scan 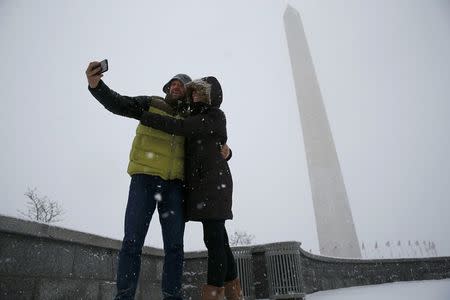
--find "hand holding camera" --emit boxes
[85,59,108,89]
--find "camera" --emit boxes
[97,59,108,74]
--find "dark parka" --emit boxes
[140,77,233,221]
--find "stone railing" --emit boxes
[1,215,449,299]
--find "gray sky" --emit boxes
[1,0,449,255]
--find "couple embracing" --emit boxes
[86,62,242,300]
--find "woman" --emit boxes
[138,76,242,300]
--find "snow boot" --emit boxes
[224,278,244,300]
[201,284,225,300]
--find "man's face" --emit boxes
[169,80,186,100]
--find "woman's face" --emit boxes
[192,90,201,103]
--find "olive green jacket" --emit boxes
[89,80,186,180]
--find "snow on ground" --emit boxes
[306,279,450,300]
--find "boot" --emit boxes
[224,278,244,300]
[201,284,225,300]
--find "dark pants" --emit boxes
[115,174,185,300]
[202,220,238,287]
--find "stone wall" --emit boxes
[297,245,450,294]
[0,215,163,299]
[1,215,449,299]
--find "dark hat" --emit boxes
[163,74,192,94]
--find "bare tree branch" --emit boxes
[18,187,64,223]
[229,230,255,246]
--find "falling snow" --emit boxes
[154,193,162,202]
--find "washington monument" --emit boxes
[284,5,362,258]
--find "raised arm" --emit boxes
[85,61,150,119]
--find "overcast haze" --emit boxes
[1,0,449,255]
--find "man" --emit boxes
[85,61,230,299]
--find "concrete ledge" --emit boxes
[0,214,163,256]
[1,215,450,299]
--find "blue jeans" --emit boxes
[115,174,185,300]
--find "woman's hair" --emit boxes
[186,79,212,105]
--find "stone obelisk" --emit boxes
[283,5,361,258]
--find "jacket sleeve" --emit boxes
[88,80,151,119]
[140,109,224,138]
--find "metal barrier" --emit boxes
[232,248,255,299]
[265,243,305,299]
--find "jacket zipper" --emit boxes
[167,134,176,179]
[167,112,181,179]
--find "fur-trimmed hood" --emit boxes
[186,76,222,107]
